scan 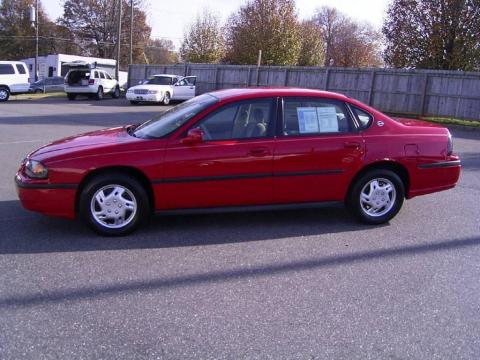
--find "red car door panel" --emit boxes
[161,139,274,209]
[273,135,364,203]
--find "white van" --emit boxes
[0,61,30,102]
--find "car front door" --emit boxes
[273,97,365,204]
[162,98,276,209]
[172,77,196,100]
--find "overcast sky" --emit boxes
[41,0,389,49]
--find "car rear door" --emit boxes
[161,98,276,209]
[272,97,364,204]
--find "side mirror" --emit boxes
[181,127,204,145]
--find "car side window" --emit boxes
[177,79,188,86]
[93,71,99,79]
[0,64,15,74]
[105,73,112,80]
[351,106,373,129]
[197,100,274,141]
[283,98,352,136]
[99,72,105,79]
[15,64,26,74]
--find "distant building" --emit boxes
[20,54,116,80]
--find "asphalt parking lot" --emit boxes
[0,97,479,359]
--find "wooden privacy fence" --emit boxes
[128,64,480,121]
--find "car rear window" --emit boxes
[0,64,15,75]
[283,97,353,136]
[350,106,373,129]
[15,64,27,74]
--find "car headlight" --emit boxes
[127,88,134,93]
[24,159,48,179]
[147,90,159,94]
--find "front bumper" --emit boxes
[126,92,164,102]
[15,173,77,219]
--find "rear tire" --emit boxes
[95,86,104,100]
[112,86,120,99]
[67,93,76,101]
[79,173,150,236]
[0,87,10,102]
[35,89,43,94]
[347,169,404,225]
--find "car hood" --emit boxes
[30,126,132,158]
[130,84,172,91]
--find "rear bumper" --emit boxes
[64,86,96,94]
[15,174,77,219]
[408,158,461,198]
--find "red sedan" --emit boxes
[15,88,461,236]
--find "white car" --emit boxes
[64,62,120,100]
[126,74,196,105]
[0,61,30,102]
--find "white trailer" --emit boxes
[20,54,117,81]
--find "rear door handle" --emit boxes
[344,141,361,149]
[249,147,270,157]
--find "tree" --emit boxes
[144,38,178,64]
[383,0,480,70]
[0,0,58,60]
[224,0,301,66]
[297,20,324,66]
[59,0,151,69]
[314,6,383,67]
[180,9,224,63]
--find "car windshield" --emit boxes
[133,94,218,139]
[144,76,174,85]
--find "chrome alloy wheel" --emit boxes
[90,184,137,229]
[0,89,8,100]
[359,178,396,217]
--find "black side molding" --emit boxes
[151,169,344,185]
[418,160,461,169]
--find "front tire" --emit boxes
[162,92,170,105]
[79,173,150,236]
[348,169,404,225]
[0,87,10,102]
[130,100,139,105]
[67,93,77,101]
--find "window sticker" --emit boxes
[297,107,319,133]
[316,107,339,133]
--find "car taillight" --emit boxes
[447,131,453,156]
[88,79,95,85]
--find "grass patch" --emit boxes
[11,92,66,100]
[420,116,480,128]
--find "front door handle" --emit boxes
[344,141,361,149]
[248,147,270,157]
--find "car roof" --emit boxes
[208,87,350,101]
[151,74,180,78]
[0,61,26,65]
